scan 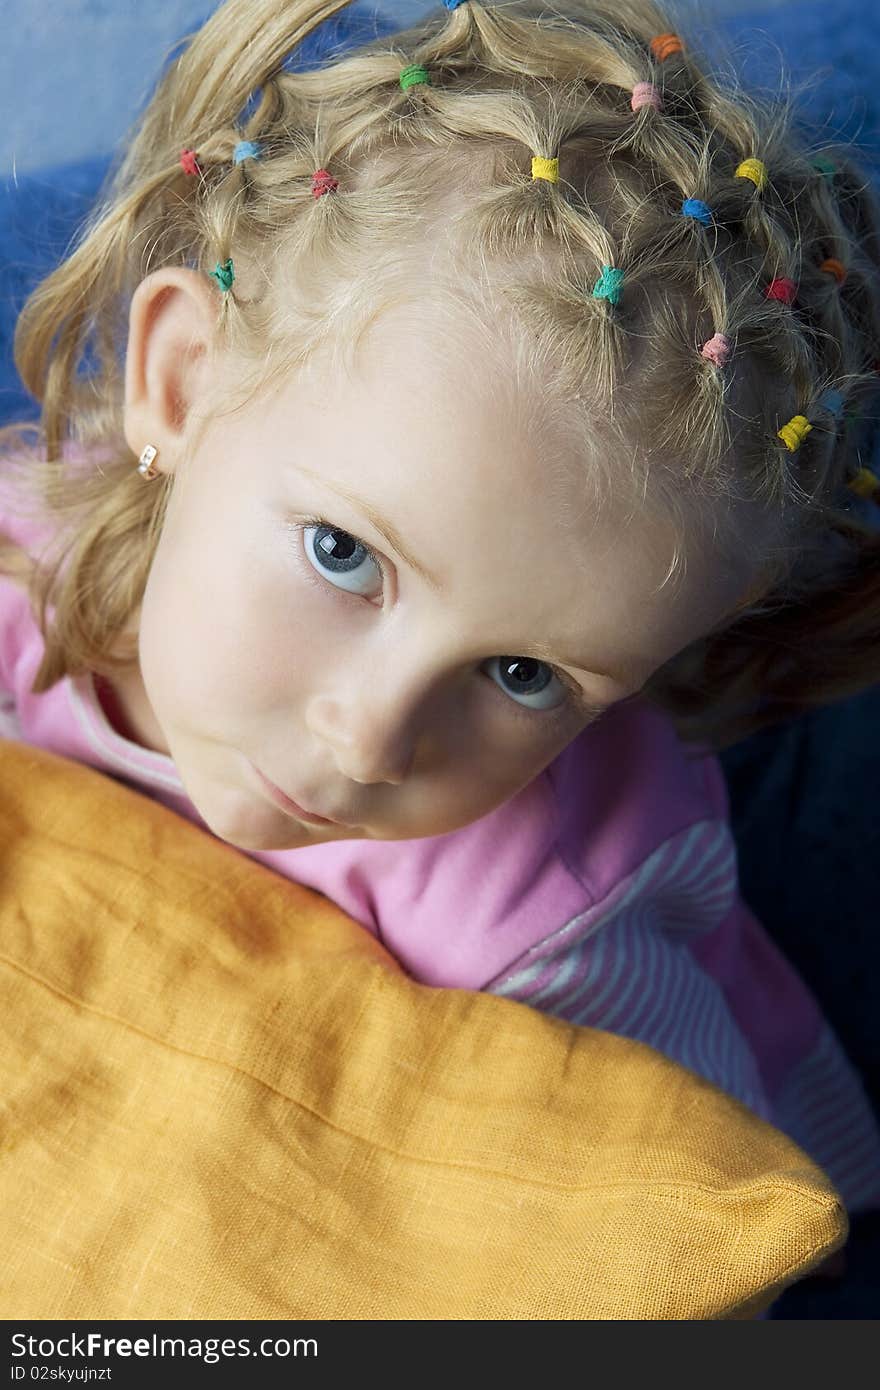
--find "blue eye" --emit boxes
[303,521,384,596]
[485,655,569,714]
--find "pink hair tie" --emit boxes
[701,332,732,368]
[766,277,797,305]
[631,82,662,113]
[311,168,339,199]
[179,149,201,176]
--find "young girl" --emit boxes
[2,0,880,1246]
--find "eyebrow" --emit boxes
[290,462,628,688]
[526,641,623,684]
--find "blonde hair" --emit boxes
[2,0,880,752]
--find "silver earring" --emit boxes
[136,444,160,480]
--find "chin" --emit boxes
[202,804,330,852]
[171,766,292,850]
[209,796,368,852]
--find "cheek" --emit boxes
[405,737,563,839]
[478,746,558,803]
[137,506,339,724]
[444,715,570,806]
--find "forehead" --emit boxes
[299,302,679,558]
[287,309,603,553]
[301,300,602,512]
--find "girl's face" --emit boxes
[122,274,751,851]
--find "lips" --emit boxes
[253,765,341,826]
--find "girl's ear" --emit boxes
[122,268,220,476]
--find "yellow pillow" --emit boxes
[0,739,845,1320]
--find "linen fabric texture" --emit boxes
[0,738,847,1320]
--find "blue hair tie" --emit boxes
[233,140,262,164]
[681,197,713,226]
[818,389,845,419]
[592,265,624,305]
[443,0,468,7]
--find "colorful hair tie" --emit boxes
[631,82,662,113]
[179,148,200,176]
[777,415,812,452]
[681,198,713,226]
[209,258,235,291]
[735,158,767,192]
[811,155,837,179]
[592,265,624,305]
[233,140,261,164]
[531,156,559,184]
[848,466,880,499]
[766,278,797,305]
[701,333,732,368]
[443,0,468,7]
[818,388,845,418]
[400,64,430,91]
[819,257,846,285]
[650,34,684,61]
[311,168,339,199]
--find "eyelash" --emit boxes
[292,516,607,729]
[295,512,391,585]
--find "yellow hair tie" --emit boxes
[531,156,559,184]
[735,158,768,192]
[848,466,880,499]
[777,415,812,452]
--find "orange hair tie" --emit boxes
[650,34,685,61]
[819,257,846,286]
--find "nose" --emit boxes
[305,681,422,786]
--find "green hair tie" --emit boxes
[810,155,836,179]
[399,64,430,91]
[592,265,624,305]
[209,258,235,292]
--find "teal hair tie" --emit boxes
[399,64,430,91]
[233,140,261,164]
[209,258,235,291]
[592,265,624,305]
[811,155,836,179]
[681,197,713,226]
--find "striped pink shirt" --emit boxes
[2,482,879,1216]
